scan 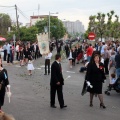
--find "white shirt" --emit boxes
[111,78,116,84]
[3,44,7,50]
[101,58,104,64]
[6,44,11,54]
[84,54,87,60]
[101,45,107,54]
[16,45,19,52]
[45,52,52,59]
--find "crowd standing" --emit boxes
[1,39,120,118]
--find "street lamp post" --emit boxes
[48,11,58,41]
[49,11,50,41]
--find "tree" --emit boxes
[85,10,120,41]
[35,17,66,40]
[0,13,11,36]
[19,26,38,43]
[7,26,38,43]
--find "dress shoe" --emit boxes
[100,103,106,109]
[44,73,47,75]
[90,101,93,107]
[51,105,57,108]
[60,105,67,109]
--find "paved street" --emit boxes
[2,51,120,120]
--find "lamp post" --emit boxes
[48,11,58,41]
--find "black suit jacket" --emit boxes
[50,61,64,86]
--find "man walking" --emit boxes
[50,54,67,109]
[44,50,52,75]
[3,42,7,61]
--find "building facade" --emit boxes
[30,15,58,26]
[62,20,85,34]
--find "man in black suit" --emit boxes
[50,54,67,109]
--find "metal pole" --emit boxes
[13,34,16,60]
[49,11,50,41]
[15,4,20,40]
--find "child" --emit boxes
[109,73,116,90]
[111,73,116,85]
[27,55,34,75]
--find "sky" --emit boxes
[0,0,120,30]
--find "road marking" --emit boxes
[65,76,71,80]
[40,65,45,68]
[35,68,41,70]
[66,71,75,73]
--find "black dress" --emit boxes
[0,69,9,108]
[86,62,106,94]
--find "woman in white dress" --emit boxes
[27,55,34,75]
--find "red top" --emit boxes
[86,47,93,56]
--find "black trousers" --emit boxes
[0,91,5,109]
[7,54,10,63]
[35,51,38,59]
[3,50,7,61]
[16,52,19,60]
[104,58,109,74]
[45,59,50,74]
[50,85,64,107]
[72,58,76,66]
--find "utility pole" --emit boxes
[15,4,20,40]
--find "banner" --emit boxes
[37,33,49,54]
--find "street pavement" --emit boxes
[2,50,120,120]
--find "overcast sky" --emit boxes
[0,0,120,30]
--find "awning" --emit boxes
[0,37,6,41]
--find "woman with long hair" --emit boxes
[86,53,106,108]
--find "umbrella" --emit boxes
[0,37,6,41]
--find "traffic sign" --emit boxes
[88,32,95,40]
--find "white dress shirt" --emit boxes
[45,52,52,59]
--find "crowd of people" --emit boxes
[1,39,120,118]
[2,41,42,65]
[63,40,120,108]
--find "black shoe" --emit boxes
[60,105,67,109]
[44,73,47,75]
[90,101,93,107]
[100,103,106,109]
[51,105,57,108]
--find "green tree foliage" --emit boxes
[0,13,11,36]
[7,26,38,43]
[35,17,66,40]
[19,26,38,43]
[85,10,120,41]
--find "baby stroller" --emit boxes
[105,77,120,95]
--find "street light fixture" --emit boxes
[49,11,58,41]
